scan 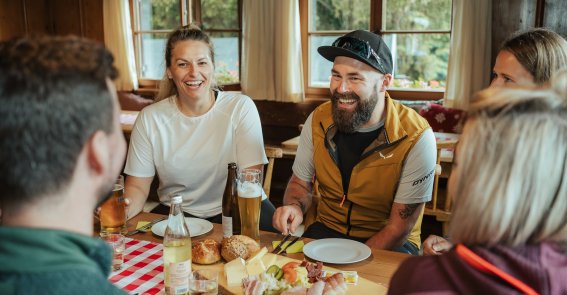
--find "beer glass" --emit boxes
[237,168,262,242]
[100,175,127,234]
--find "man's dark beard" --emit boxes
[331,90,378,133]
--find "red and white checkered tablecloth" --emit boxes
[109,238,165,295]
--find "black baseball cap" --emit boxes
[318,30,393,75]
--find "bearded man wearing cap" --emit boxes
[273,30,436,255]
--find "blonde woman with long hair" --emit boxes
[389,70,567,294]
[123,25,277,231]
[424,27,567,255]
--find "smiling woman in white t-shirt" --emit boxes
[123,25,275,231]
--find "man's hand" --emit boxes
[272,204,303,235]
[422,234,452,255]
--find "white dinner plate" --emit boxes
[303,238,371,264]
[151,217,213,237]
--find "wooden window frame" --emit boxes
[300,0,449,101]
[130,0,242,92]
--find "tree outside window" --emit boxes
[306,0,452,95]
[132,0,241,86]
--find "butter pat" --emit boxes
[225,257,247,286]
[321,270,358,285]
[136,221,150,229]
[246,260,266,276]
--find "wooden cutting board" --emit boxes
[193,253,388,295]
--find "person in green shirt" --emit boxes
[0,36,127,294]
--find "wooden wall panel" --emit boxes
[491,0,537,67]
[25,0,50,35]
[50,0,82,36]
[543,0,567,38]
[0,0,27,40]
[82,0,104,43]
[0,0,104,43]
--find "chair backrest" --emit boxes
[263,146,283,199]
[425,139,458,234]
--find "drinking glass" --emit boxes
[100,232,125,271]
[189,269,219,295]
[100,175,127,234]
[237,168,262,242]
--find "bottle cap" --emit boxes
[171,194,183,204]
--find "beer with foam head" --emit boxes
[237,169,262,242]
[100,176,127,234]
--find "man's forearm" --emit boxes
[282,176,313,214]
[366,203,423,250]
[366,223,410,250]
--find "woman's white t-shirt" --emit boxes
[124,92,268,217]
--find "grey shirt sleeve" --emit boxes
[393,128,437,204]
[291,113,315,182]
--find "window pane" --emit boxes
[138,0,180,31]
[209,32,240,84]
[383,33,449,90]
[309,35,341,87]
[383,0,452,31]
[309,0,370,31]
[201,0,238,29]
[138,33,168,80]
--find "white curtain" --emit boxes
[242,0,304,102]
[103,0,138,91]
[444,0,491,109]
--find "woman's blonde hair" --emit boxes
[501,28,567,84]
[155,24,218,102]
[449,69,567,247]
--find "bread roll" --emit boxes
[192,239,221,265]
[221,235,261,262]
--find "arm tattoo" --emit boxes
[398,203,420,219]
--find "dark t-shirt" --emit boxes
[334,127,381,192]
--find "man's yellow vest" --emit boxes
[311,95,430,248]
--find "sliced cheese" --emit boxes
[245,260,266,276]
[261,253,278,268]
[225,257,247,286]
[246,246,268,265]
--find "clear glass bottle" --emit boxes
[222,163,241,237]
[163,194,191,295]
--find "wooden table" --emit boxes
[120,110,139,136]
[125,212,409,291]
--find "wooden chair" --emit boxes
[424,139,458,235]
[263,146,283,199]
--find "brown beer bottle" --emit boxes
[222,163,240,237]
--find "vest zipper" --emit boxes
[321,122,407,237]
[346,202,354,235]
[341,192,354,236]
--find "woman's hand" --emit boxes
[422,234,453,255]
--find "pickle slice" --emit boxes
[266,265,281,276]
